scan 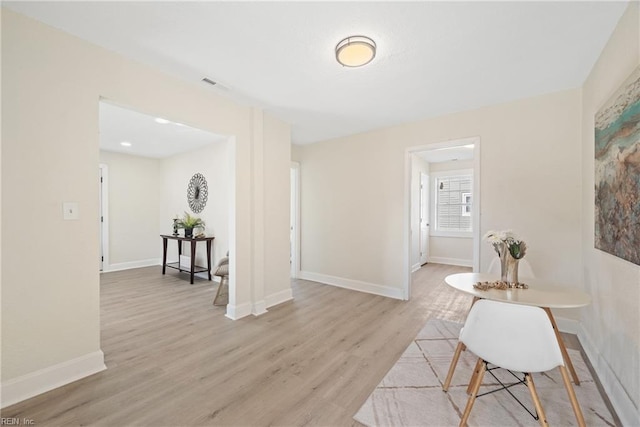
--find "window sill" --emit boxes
[431,230,473,238]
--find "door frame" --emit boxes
[403,137,481,299]
[290,162,301,279]
[419,172,429,265]
[99,163,109,272]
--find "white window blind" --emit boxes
[435,175,472,232]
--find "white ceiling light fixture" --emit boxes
[120,141,132,147]
[335,35,376,68]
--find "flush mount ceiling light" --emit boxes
[120,141,132,147]
[335,35,376,67]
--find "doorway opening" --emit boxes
[404,137,480,299]
[98,99,235,312]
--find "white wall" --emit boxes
[1,8,291,406]
[428,161,474,266]
[99,151,162,268]
[429,237,473,267]
[99,143,230,273]
[297,89,581,303]
[430,160,473,173]
[160,142,230,270]
[579,3,639,425]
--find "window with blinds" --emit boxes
[435,175,472,232]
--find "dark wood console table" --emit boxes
[160,234,215,284]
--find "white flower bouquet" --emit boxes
[483,229,527,260]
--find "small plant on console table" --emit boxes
[176,212,205,238]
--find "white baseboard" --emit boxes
[1,350,106,408]
[225,302,252,320]
[578,325,639,426]
[102,258,160,272]
[224,289,293,319]
[555,316,580,334]
[299,271,403,300]
[427,256,473,267]
[411,263,421,273]
[252,300,268,316]
[265,288,294,309]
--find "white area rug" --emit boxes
[354,319,616,426]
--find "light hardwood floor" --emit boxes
[2,263,599,426]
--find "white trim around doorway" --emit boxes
[290,162,301,279]
[403,137,481,300]
[99,163,109,272]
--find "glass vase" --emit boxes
[502,256,519,285]
[498,242,509,281]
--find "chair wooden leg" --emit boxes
[444,297,482,394]
[467,357,483,395]
[559,365,586,427]
[459,359,485,427]
[443,341,465,392]
[525,373,549,427]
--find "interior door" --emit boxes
[290,168,295,276]
[420,173,429,265]
[99,166,104,271]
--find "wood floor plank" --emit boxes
[1,263,500,426]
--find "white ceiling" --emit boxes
[100,101,226,158]
[5,1,628,145]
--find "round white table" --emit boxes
[444,272,591,386]
[444,272,591,309]
[444,273,591,426]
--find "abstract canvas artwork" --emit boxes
[594,67,640,266]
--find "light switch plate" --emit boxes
[63,202,79,220]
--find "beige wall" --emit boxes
[579,3,639,424]
[297,132,407,296]
[429,237,473,266]
[430,160,473,172]
[428,160,474,266]
[297,89,581,301]
[160,142,231,270]
[99,151,162,266]
[291,144,302,163]
[99,142,231,272]
[263,113,293,304]
[1,8,291,398]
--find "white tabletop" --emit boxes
[444,273,591,309]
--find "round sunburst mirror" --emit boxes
[187,173,208,213]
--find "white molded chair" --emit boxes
[487,257,535,278]
[442,259,536,393]
[455,299,585,427]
